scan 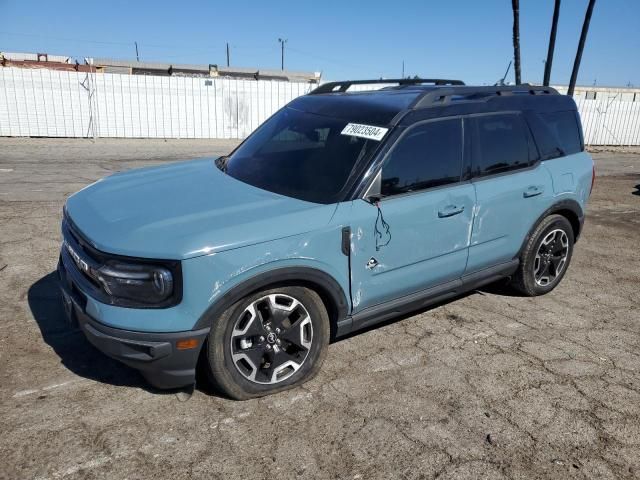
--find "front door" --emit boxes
[349,117,476,313]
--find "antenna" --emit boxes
[496,60,512,86]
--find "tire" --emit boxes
[206,286,330,400]
[511,214,574,296]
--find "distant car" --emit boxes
[58,78,594,399]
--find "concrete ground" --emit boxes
[0,138,639,480]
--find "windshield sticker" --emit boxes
[341,123,389,141]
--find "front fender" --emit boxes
[181,229,351,331]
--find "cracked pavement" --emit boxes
[0,138,639,479]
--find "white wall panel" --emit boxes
[4,66,639,145]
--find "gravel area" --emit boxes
[0,138,639,480]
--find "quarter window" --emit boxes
[470,113,532,176]
[381,119,463,196]
[539,111,583,155]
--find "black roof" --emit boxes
[289,90,422,125]
[291,79,577,127]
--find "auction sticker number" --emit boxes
[341,123,389,141]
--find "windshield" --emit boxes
[220,107,383,203]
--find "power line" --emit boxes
[0,30,132,46]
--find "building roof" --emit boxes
[91,58,209,72]
[89,58,321,82]
[211,65,320,82]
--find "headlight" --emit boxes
[61,209,182,309]
[95,261,175,306]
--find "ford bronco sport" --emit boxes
[58,78,594,399]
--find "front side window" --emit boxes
[381,118,463,196]
[470,113,532,176]
[221,107,382,203]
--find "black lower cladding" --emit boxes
[58,259,209,389]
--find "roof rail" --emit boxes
[309,78,465,94]
[411,84,559,109]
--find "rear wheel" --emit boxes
[206,286,329,400]
[511,214,574,296]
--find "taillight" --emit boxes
[590,162,596,195]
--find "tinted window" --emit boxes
[471,114,531,176]
[539,111,583,155]
[222,107,381,203]
[381,119,462,196]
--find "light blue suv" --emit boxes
[58,79,594,399]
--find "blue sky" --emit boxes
[1,0,638,86]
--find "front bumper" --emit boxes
[58,259,209,390]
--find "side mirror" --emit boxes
[365,193,383,204]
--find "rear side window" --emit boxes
[470,113,532,176]
[381,119,463,196]
[539,111,583,156]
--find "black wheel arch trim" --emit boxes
[516,199,584,259]
[192,267,349,332]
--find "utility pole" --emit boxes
[402,60,405,78]
[226,42,230,67]
[511,0,521,84]
[278,38,287,70]
[543,0,561,86]
[135,41,140,62]
[568,0,596,97]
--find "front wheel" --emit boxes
[511,214,574,296]
[206,286,329,400]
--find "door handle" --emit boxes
[523,185,545,198]
[438,205,465,218]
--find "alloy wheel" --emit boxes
[534,228,569,287]
[230,294,313,384]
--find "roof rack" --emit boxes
[411,84,559,109]
[310,78,465,94]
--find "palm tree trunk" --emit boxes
[568,0,597,96]
[543,0,561,86]
[512,0,522,84]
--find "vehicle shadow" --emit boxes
[28,271,173,394]
[29,271,521,395]
[633,184,640,196]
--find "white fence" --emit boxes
[0,67,313,139]
[2,66,640,145]
[575,96,640,146]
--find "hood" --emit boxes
[65,158,336,260]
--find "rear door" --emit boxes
[349,117,476,312]
[465,112,554,274]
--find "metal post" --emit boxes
[226,42,230,67]
[135,41,139,61]
[568,0,596,97]
[543,0,561,86]
[278,38,287,70]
